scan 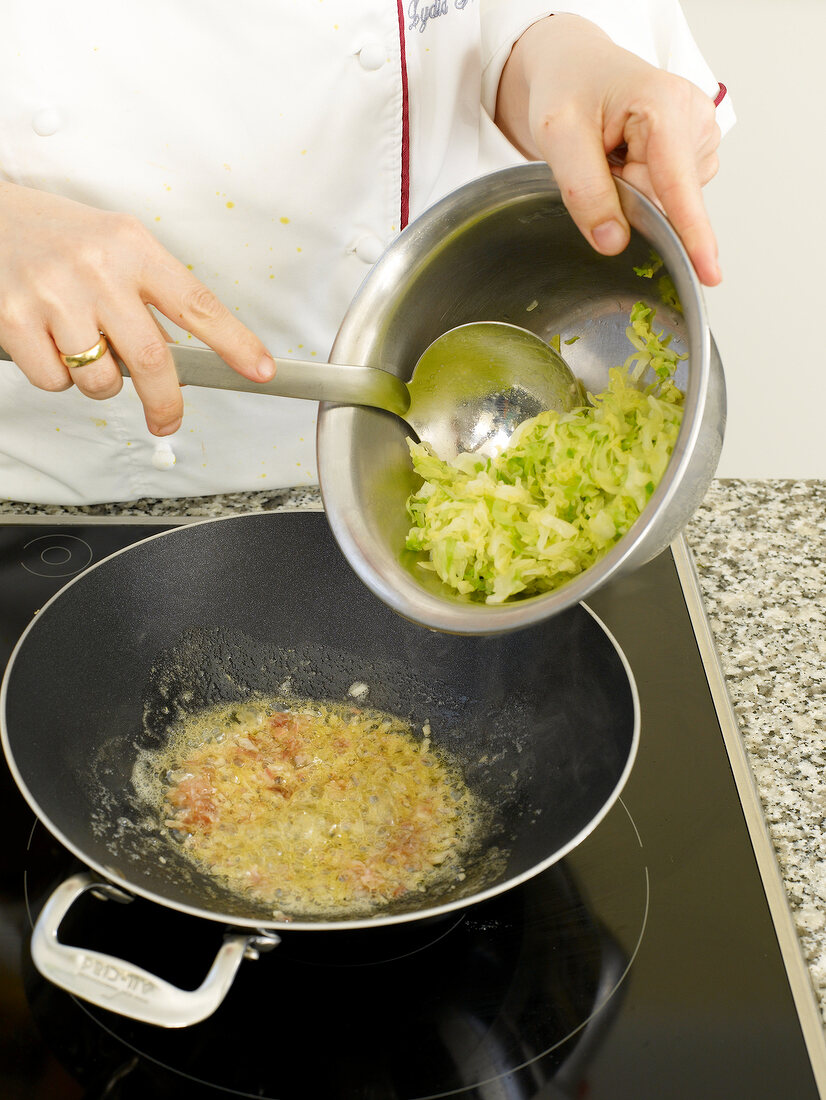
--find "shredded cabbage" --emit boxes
[405,302,686,604]
[633,248,683,314]
[633,249,664,279]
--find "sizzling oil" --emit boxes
[151,698,486,919]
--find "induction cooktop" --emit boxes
[0,513,824,1100]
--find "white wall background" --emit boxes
[681,0,824,476]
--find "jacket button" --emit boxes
[353,235,384,264]
[357,39,386,71]
[32,107,62,136]
[151,441,177,470]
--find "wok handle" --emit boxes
[31,871,280,1028]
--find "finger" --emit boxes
[147,305,176,343]
[645,128,721,286]
[49,317,124,401]
[612,161,660,210]
[0,324,73,391]
[534,109,631,256]
[697,117,722,165]
[142,257,274,381]
[143,305,196,391]
[617,155,721,287]
[100,305,185,435]
[697,149,720,188]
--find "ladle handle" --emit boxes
[31,872,280,1028]
[0,343,411,417]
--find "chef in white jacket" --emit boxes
[0,0,733,505]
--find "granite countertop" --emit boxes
[2,478,825,1022]
[686,479,826,1023]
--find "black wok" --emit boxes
[1,511,638,1026]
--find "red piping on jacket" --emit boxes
[388,24,724,230]
[395,0,411,229]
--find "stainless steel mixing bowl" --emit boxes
[317,162,725,634]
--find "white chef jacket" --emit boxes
[0,0,733,505]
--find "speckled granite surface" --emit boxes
[2,479,825,1021]
[685,480,826,1022]
[0,485,325,518]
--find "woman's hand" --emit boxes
[495,14,722,286]
[0,181,275,435]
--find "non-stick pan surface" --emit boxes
[1,512,638,930]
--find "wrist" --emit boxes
[496,14,611,157]
[513,14,610,83]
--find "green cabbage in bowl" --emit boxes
[405,303,685,604]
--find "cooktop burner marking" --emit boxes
[22,795,650,1100]
[20,533,94,578]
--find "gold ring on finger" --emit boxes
[59,332,109,369]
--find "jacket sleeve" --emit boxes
[479,0,735,135]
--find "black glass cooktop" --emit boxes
[0,516,824,1099]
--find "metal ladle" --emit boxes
[0,323,581,460]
